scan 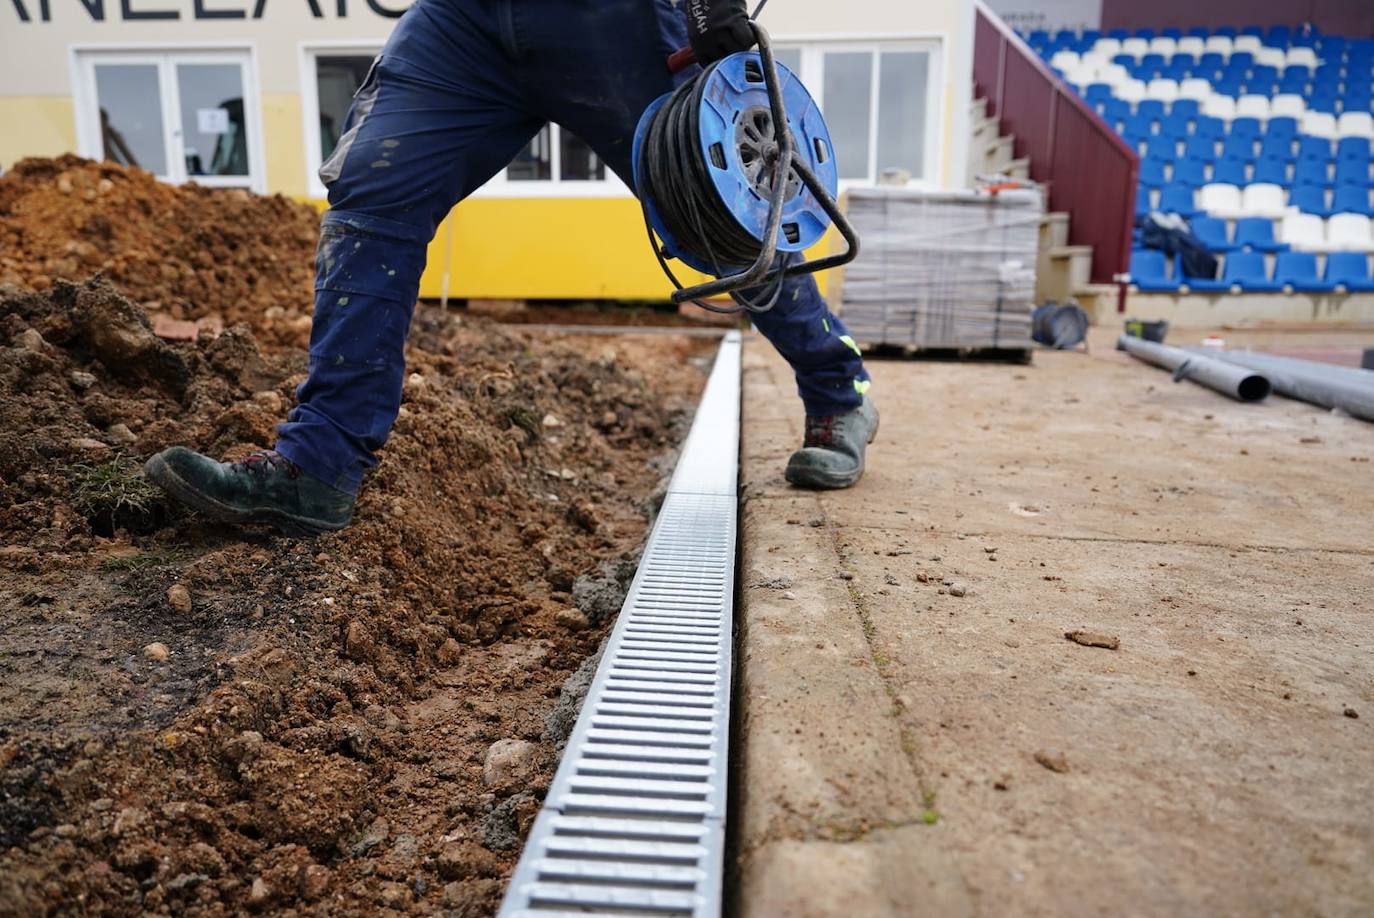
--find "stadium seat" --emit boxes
[1270,94,1307,120]
[1229,51,1255,72]
[1085,83,1114,107]
[1160,182,1199,216]
[1193,250,1281,292]
[1199,183,1244,219]
[1171,99,1201,121]
[1051,50,1081,72]
[1241,183,1287,218]
[1146,79,1180,102]
[1234,217,1288,252]
[1126,113,1158,137]
[1178,78,1212,101]
[1140,157,1168,188]
[1098,63,1133,85]
[1338,137,1373,163]
[1093,37,1123,59]
[1328,214,1374,252]
[1192,215,1236,251]
[1221,134,1257,162]
[1291,183,1332,217]
[1117,79,1148,105]
[1309,96,1340,116]
[1104,98,1133,125]
[1121,37,1150,60]
[1253,46,1286,69]
[1145,134,1178,161]
[1212,157,1250,186]
[1194,116,1227,140]
[1135,185,1153,218]
[1281,212,1328,251]
[1297,136,1334,162]
[1236,95,1271,122]
[1259,133,1296,162]
[1149,36,1177,57]
[1174,158,1208,186]
[1325,252,1374,291]
[1293,158,1332,187]
[1302,112,1339,138]
[1252,158,1289,186]
[1338,112,1374,138]
[1203,95,1238,121]
[1161,112,1193,138]
[1266,116,1299,139]
[1198,52,1226,72]
[1214,27,1238,39]
[1137,99,1167,122]
[1287,47,1319,69]
[1335,160,1371,187]
[1232,35,1262,55]
[1177,36,1205,58]
[1333,185,1374,217]
[1230,117,1263,140]
[1183,134,1218,164]
[1273,251,1335,291]
[1129,249,1181,291]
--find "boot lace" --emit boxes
[804,415,838,448]
[233,450,301,479]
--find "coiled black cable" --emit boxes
[637,59,790,314]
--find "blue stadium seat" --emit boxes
[1160,112,1192,139]
[1246,77,1278,98]
[1112,53,1136,68]
[1141,53,1166,70]
[1309,96,1340,115]
[1170,99,1200,121]
[1214,77,1245,97]
[1229,51,1255,71]
[1316,36,1346,58]
[1135,186,1152,218]
[1140,157,1168,188]
[1174,158,1208,187]
[1297,136,1334,162]
[1259,134,1296,162]
[1199,52,1225,71]
[1129,249,1180,292]
[1228,251,1284,292]
[1029,29,1050,45]
[1278,73,1310,95]
[1107,28,1129,40]
[1332,184,1373,216]
[1163,61,1192,81]
[1252,158,1289,186]
[1125,114,1157,137]
[1145,134,1178,162]
[1053,29,1075,45]
[1137,99,1166,122]
[1342,91,1374,112]
[1159,182,1199,216]
[1290,183,1332,217]
[1183,134,1218,165]
[1082,29,1101,44]
[1212,157,1250,186]
[1194,116,1226,140]
[1325,253,1374,291]
[1334,160,1370,187]
[1266,117,1298,140]
[1338,137,1373,163]
[1104,98,1133,126]
[1122,131,1148,156]
[1265,25,1291,43]
[1214,27,1238,38]
[1274,252,1336,292]
[1191,215,1236,252]
[1250,64,1279,84]
[1230,117,1263,140]
[1234,217,1288,253]
[1161,27,1183,39]
[1085,83,1114,106]
[1293,158,1332,187]
[1187,27,1209,39]
[1221,134,1257,162]
[1243,25,1267,38]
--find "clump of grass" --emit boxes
[72,458,162,518]
[506,405,542,439]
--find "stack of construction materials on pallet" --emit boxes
[836,186,1043,353]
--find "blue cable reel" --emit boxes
[632,24,859,313]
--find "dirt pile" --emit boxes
[0,157,318,347]
[0,277,711,914]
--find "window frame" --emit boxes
[298,41,631,200]
[70,43,268,194]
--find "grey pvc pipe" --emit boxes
[1118,335,1272,402]
[1205,350,1374,422]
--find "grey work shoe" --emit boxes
[145,447,355,537]
[784,397,879,490]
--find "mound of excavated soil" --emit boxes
[0,277,711,914]
[0,156,318,347]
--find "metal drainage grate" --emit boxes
[499,331,741,918]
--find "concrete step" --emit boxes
[970,94,987,122]
[971,114,1000,148]
[1006,156,1031,180]
[1037,245,1095,304]
[1039,212,1071,251]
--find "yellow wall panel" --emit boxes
[260,93,307,198]
[0,97,77,171]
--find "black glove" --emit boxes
[685,0,755,65]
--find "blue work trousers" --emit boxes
[275,0,870,493]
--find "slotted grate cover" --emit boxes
[499,332,740,918]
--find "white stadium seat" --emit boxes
[1327,214,1374,253]
[1097,63,1132,85]
[1236,95,1272,122]
[1286,47,1319,69]
[1205,36,1234,57]
[1200,183,1244,220]
[1051,50,1081,72]
[1176,37,1205,57]
[1302,111,1339,139]
[1270,94,1307,119]
[1093,37,1123,59]
[1254,46,1287,69]
[1233,35,1263,55]
[1178,78,1212,101]
[1337,112,1374,139]
[1120,37,1150,60]
[1116,79,1148,105]
[1241,184,1287,219]
[1149,37,1178,57]
[1280,213,1327,252]
[1146,79,1181,102]
[1203,95,1238,122]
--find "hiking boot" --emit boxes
[144,447,354,536]
[784,396,879,490]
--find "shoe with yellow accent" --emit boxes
[784,396,879,490]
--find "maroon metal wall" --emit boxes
[973,3,1138,286]
[1100,0,1374,36]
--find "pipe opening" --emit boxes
[1237,374,1271,402]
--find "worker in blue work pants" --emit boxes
[146,0,878,535]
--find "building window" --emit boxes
[302,46,624,198]
[73,49,265,192]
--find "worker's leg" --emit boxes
[274,0,544,493]
[516,0,870,420]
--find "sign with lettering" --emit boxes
[8,0,414,23]
[197,106,229,134]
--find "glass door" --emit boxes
[76,50,264,192]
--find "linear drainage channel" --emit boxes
[498,331,741,918]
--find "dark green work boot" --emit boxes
[784,397,879,490]
[144,447,355,536]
